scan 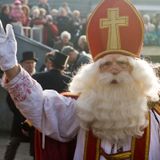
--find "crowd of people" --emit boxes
[0,0,160,160]
[1,0,160,48]
[0,0,87,50]
[143,13,160,46]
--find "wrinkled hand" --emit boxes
[0,21,17,71]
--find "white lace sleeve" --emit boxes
[2,67,79,142]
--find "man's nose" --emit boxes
[111,69,120,75]
[110,64,121,75]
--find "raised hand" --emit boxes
[0,21,18,71]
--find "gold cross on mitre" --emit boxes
[100,8,128,50]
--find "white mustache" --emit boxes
[97,72,134,86]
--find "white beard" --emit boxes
[69,57,159,143]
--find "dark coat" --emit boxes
[68,51,92,76]
[6,94,29,141]
[32,69,71,92]
[43,22,58,47]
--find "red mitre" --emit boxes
[86,0,144,61]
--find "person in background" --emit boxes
[4,51,37,160]
[143,14,158,45]
[77,35,89,54]
[38,0,50,14]
[61,45,92,76]
[0,0,160,160]
[56,7,72,34]
[39,51,55,72]
[10,0,25,24]
[33,51,71,91]
[54,31,73,51]
[50,8,58,24]
[39,50,62,72]
[59,2,72,15]
[43,15,58,47]
[21,0,29,6]
[0,4,12,29]
[29,7,46,27]
[70,10,82,45]
[20,51,37,75]
[21,4,31,26]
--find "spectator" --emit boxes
[39,8,47,20]
[21,0,29,6]
[39,51,56,72]
[80,17,88,35]
[154,13,160,45]
[61,45,92,76]
[20,51,37,75]
[59,2,72,15]
[30,7,45,27]
[70,10,82,45]
[43,15,59,47]
[50,8,58,24]
[143,14,158,45]
[0,4,12,29]
[30,6,39,18]
[38,0,50,14]
[143,14,155,32]
[10,0,25,24]
[54,31,73,51]
[77,35,89,54]
[56,7,72,34]
[21,4,31,26]
[33,51,71,91]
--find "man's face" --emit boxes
[99,54,132,78]
[67,52,75,64]
[45,59,53,71]
[21,60,36,75]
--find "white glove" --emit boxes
[0,21,18,71]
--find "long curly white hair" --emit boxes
[69,55,160,143]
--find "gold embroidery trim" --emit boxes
[84,112,150,160]
[96,139,101,160]
[153,104,160,115]
[145,113,150,160]
[100,149,131,160]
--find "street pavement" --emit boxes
[0,132,33,160]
